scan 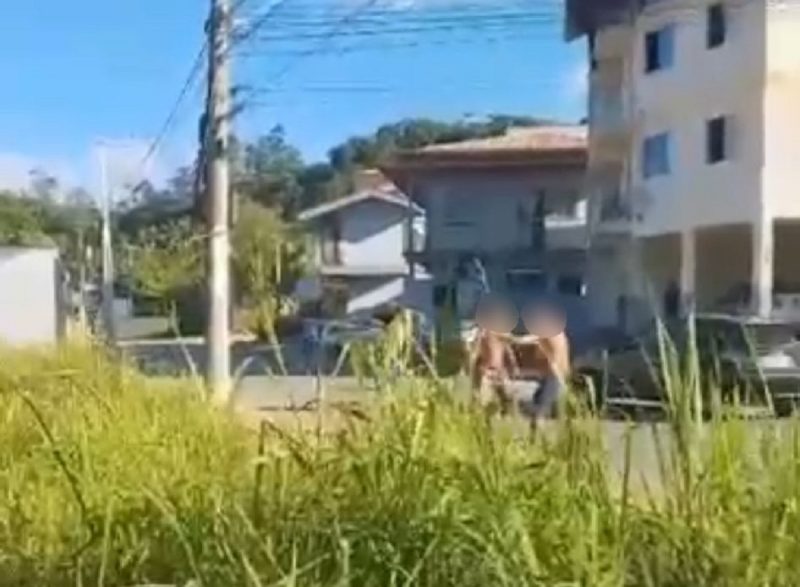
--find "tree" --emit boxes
[234,126,305,216]
[128,217,203,318]
[28,168,59,202]
[232,198,308,339]
[0,192,52,246]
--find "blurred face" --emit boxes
[523,303,566,338]
[476,297,516,334]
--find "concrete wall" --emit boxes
[344,275,432,317]
[586,242,631,328]
[763,5,800,219]
[0,247,63,345]
[416,167,587,253]
[774,222,800,289]
[694,225,751,310]
[630,0,766,236]
[337,200,408,268]
[346,276,406,316]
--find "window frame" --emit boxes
[644,24,675,74]
[642,132,672,179]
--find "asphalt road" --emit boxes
[230,374,797,491]
[117,322,795,491]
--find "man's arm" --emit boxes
[498,332,540,345]
[505,344,520,377]
[466,333,482,372]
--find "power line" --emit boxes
[259,0,384,89]
[136,43,207,177]
[257,8,561,26]
[240,29,561,59]
[238,1,561,18]
[250,16,561,43]
[232,0,296,47]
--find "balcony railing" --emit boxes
[404,229,426,253]
[599,194,632,223]
[320,242,342,266]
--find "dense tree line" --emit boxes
[0,115,551,334]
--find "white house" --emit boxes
[570,0,800,331]
[298,179,430,318]
[0,246,66,345]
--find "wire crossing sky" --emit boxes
[0,0,586,191]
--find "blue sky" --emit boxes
[0,0,586,192]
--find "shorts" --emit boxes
[474,372,512,412]
[519,375,563,420]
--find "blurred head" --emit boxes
[522,301,566,338]
[475,294,516,334]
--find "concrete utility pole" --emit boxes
[206,0,232,402]
[98,144,116,344]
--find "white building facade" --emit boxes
[298,185,431,318]
[574,0,800,331]
[0,247,66,345]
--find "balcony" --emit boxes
[320,241,342,266]
[594,192,633,234]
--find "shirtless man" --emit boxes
[503,302,571,429]
[469,296,519,415]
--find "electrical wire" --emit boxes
[250,16,561,44]
[135,43,207,180]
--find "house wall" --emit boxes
[0,247,63,345]
[585,1,800,332]
[763,5,800,219]
[336,200,408,268]
[694,225,751,310]
[629,0,766,237]
[586,243,630,328]
[346,276,406,316]
[408,166,587,324]
[417,167,587,254]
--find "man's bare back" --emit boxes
[470,296,518,412]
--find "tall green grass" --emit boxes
[2,343,800,585]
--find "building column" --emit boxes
[680,230,696,315]
[405,180,416,279]
[752,214,774,318]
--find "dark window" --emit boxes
[506,271,547,292]
[645,26,674,73]
[706,116,728,164]
[558,276,584,297]
[707,4,726,49]
[433,286,448,308]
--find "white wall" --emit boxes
[420,168,587,253]
[0,248,62,345]
[629,0,766,236]
[338,200,408,268]
[763,5,800,219]
[587,244,629,328]
[346,277,406,315]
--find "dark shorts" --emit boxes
[519,375,563,419]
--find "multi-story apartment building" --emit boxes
[569,0,800,331]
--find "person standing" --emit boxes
[302,320,321,375]
[469,296,519,415]
[504,302,571,430]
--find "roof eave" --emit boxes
[384,149,587,171]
